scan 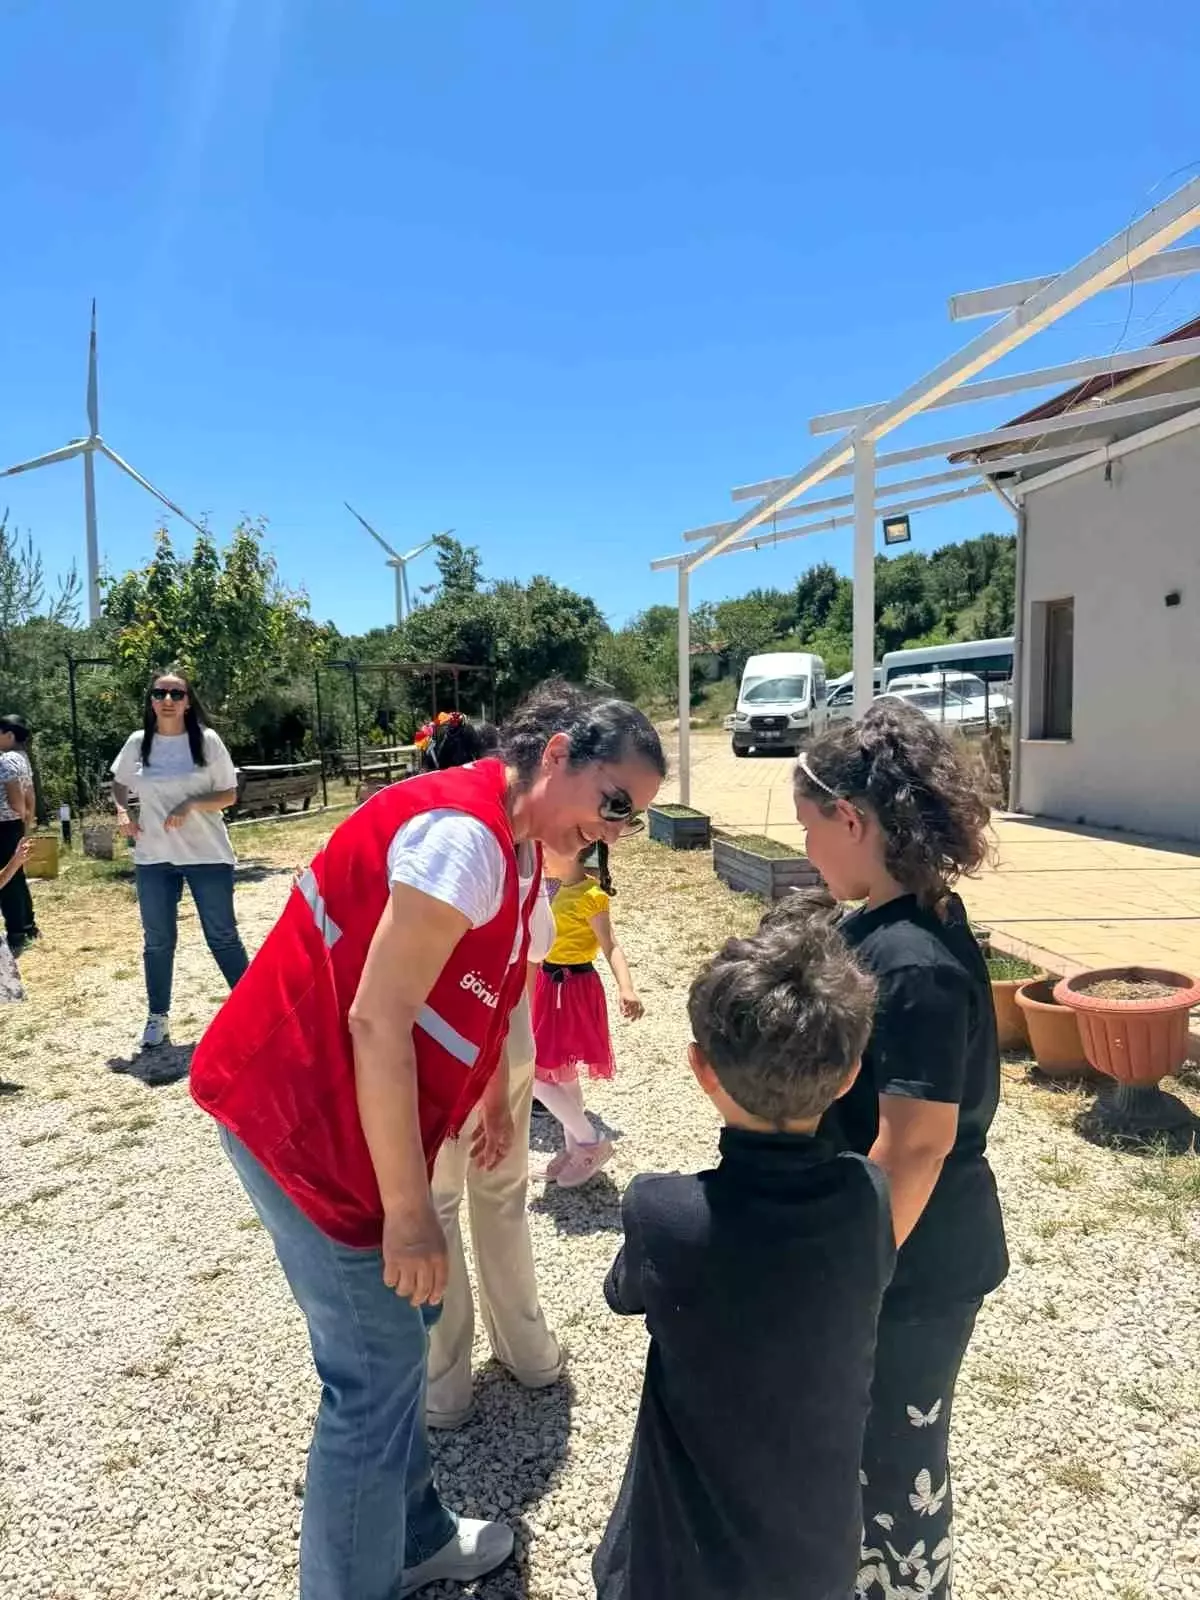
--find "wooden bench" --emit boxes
[337,745,420,785]
[234,761,322,818]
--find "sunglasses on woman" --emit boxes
[151,688,188,702]
[598,786,634,823]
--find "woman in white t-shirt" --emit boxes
[110,670,249,1051]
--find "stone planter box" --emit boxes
[647,805,712,851]
[713,835,822,901]
[83,823,118,860]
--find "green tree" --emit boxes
[103,521,328,757]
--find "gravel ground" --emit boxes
[3,824,1200,1600]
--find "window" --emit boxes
[742,676,809,704]
[1038,599,1074,739]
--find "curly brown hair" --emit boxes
[794,700,991,907]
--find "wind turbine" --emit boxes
[1,301,203,624]
[344,502,447,627]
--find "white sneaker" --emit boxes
[140,1014,170,1050]
[399,1518,514,1595]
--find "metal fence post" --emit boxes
[67,654,85,814]
[351,662,363,785]
[313,669,329,807]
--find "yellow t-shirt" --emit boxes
[546,879,611,966]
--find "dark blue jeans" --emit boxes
[135,862,249,1015]
[219,1128,457,1600]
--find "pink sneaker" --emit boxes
[555,1138,614,1189]
[531,1149,572,1182]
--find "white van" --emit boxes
[731,652,827,757]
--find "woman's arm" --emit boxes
[870,1096,958,1246]
[0,836,30,891]
[111,780,142,838]
[5,778,26,825]
[592,909,644,1020]
[349,882,471,1305]
[164,789,238,828]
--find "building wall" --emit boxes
[1019,425,1200,840]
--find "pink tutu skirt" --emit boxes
[532,965,615,1085]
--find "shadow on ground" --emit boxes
[529,1172,623,1235]
[106,1043,194,1087]
[431,1364,576,1600]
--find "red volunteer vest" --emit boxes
[190,760,539,1247]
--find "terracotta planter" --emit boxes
[1054,967,1200,1085]
[991,979,1034,1052]
[1015,979,1092,1079]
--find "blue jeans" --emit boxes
[135,862,249,1015]
[219,1128,457,1600]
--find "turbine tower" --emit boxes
[0,301,203,623]
[344,502,447,626]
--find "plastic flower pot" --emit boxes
[986,956,1044,1052]
[1053,968,1200,1085]
[1015,978,1092,1079]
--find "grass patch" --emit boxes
[45,1087,72,1102]
[1047,1458,1107,1497]
[191,1263,233,1283]
[112,1133,147,1151]
[235,1216,263,1231]
[986,953,1042,981]
[18,1128,64,1147]
[102,1447,141,1474]
[719,832,802,859]
[2,1182,67,1217]
[1036,1149,1084,1189]
[981,1362,1035,1404]
[112,967,136,981]
[1120,1385,1164,1414]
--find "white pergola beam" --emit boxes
[685,175,1200,571]
[948,244,1200,322]
[730,441,1104,503]
[731,379,1200,504]
[653,482,995,571]
[808,334,1200,434]
[683,466,986,542]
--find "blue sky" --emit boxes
[2,0,1198,633]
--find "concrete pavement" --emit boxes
[660,732,1200,982]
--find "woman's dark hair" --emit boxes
[794,699,991,908]
[498,680,666,784]
[420,716,499,772]
[580,840,616,896]
[141,667,211,767]
[0,714,31,746]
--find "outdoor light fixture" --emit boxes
[882,513,912,546]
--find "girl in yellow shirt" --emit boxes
[532,841,642,1188]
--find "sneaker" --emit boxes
[399,1518,514,1596]
[555,1138,614,1189]
[140,1014,170,1050]
[531,1147,572,1182]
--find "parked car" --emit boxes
[876,686,989,733]
[886,671,1011,728]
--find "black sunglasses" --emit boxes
[151,688,188,702]
[598,786,634,823]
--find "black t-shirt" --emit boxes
[593,1129,895,1600]
[819,892,1008,1312]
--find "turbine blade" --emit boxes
[401,539,436,562]
[344,501,401,559]
[0,440,88,477]
[87,301,99,436]
[97,443,203,531]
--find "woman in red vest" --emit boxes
[190,682,665,1600]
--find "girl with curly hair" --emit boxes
[792,700,1007,1600]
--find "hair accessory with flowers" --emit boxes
[413,709,465,753]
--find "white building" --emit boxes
[967,318,1200,841]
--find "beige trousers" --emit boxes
[427,995,560,1420]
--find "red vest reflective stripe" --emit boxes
[190,760,539,1246]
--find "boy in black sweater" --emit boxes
[594,910,895,1600]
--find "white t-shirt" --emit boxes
[0,749,33,823]
[386,811,552,965]
[110,728,239,867]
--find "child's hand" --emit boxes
[620,990,644,1021]
[14,837,31,865]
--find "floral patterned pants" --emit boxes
[857,1300,981,1600]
